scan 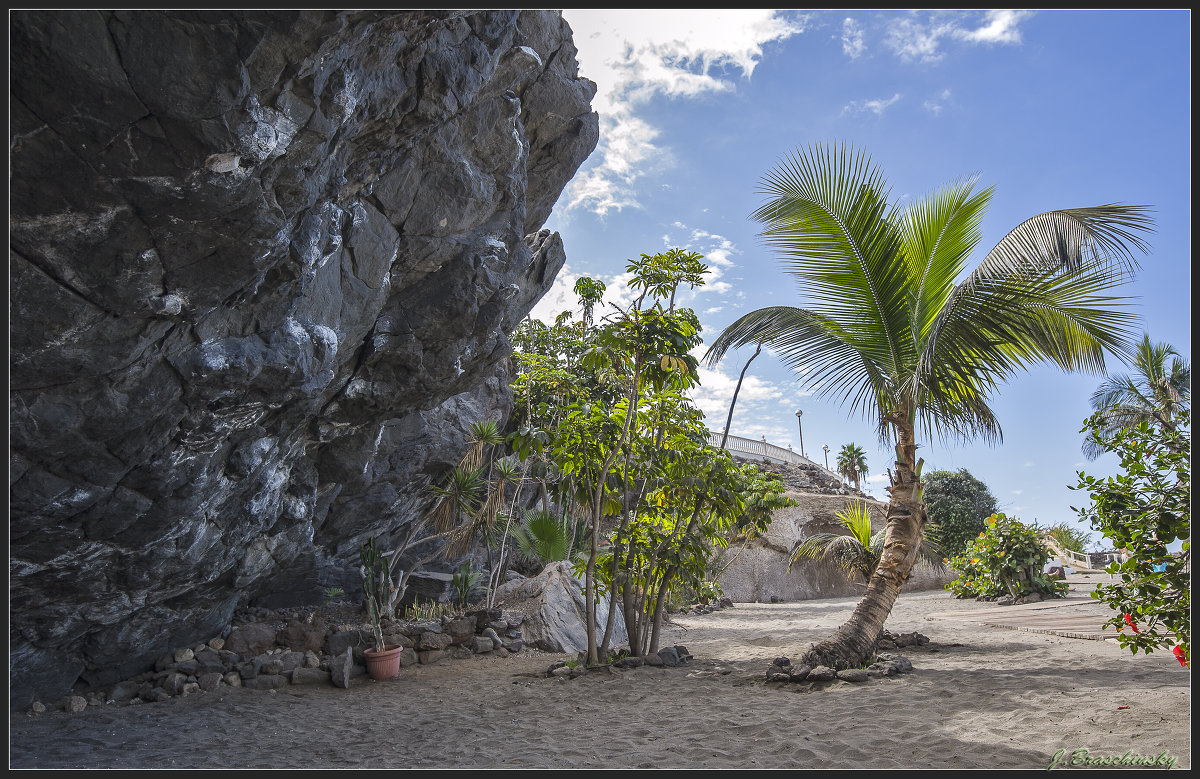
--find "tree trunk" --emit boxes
[719,342,761,450]
[799,416,926,669]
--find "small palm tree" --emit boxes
[789,500,945,584]
[836,443,868,491]
[510,508,583,566]
[1083,333,1190,459]
[706,142,1152,668]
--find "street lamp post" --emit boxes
[822,444,830,470]
[794,409,805,459]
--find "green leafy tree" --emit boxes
[790,500,946,584]
[1083,333,1190,460]
[836,443,868,491]
[516,249,758,664]
[705,142,1152,668]
[1072,409,1190,665]
[923,469,998,561]
[947,513,1067,600]
[710,466,797,580]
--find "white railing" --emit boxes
[1041,535,1100,571]
[707,430,844,482]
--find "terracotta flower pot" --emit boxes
[363,644,403,680]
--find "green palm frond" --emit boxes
[789,532,873,576]
[754,144,913,383]
[788,500,882,579]
[711,142,1154,450]
[1083,333,1190,459]
[969,205,1152,281]
[511,508,576,565]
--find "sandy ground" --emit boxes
[9,579,1190,770]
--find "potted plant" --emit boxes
[360,539,403,680]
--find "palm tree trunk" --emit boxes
[719,342,762,450]
[799,415,926,669]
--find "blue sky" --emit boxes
[531,10,1191,550]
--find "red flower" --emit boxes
[1123,613,1140,634]
[1173,645,1189,668]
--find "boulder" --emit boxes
[225,624,278,658]
[290,668,332,686]
[329,648,354,689]
[491,561,628,653]
[806,666,837,682]
[278,619,327,655]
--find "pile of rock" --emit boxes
[975,592,1050,606]
[29,606,529,714]
[544,645,694,678]
[764,652,914,684]
[875,629,930,650]
[673,596,735,616]
[749,460,859,496]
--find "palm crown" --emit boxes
[706,143,1152,446]
[836,443,868,490]
[1083,333,1190,459]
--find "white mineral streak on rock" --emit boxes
[205,152,241,173]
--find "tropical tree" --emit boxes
[1082,333,1190,460]
[922,468,997,560]
[789,500,945,585]
[836,443,868,491]
[705,142,1153,669]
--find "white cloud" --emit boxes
[527,263,638,323]
[923,88,952,115]
[1011,489,1023,496]
[841,93,902,117]
[954,10,1033,45]
[704,306,724,315]
[530,225,742,324]
[841,17,866,59]
[562,10,807,217]
[885,11,1033,64]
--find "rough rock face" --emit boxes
[9,10,597,708]
[716,492,954,602]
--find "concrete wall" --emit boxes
[716,491,954,603]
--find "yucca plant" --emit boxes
[706,142,1152,668]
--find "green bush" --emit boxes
[1073,409,1190,665]
[946,513,1068,600]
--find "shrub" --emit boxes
[946,513,1068,600]
[1072,409,1190,665]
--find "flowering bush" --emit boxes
[1073,409,1189,666]
[946,513,1068,599]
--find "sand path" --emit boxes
[9,579,1190,770]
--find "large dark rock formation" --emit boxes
[9,10,597,708]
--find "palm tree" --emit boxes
[789,500,945,584]
[836,443,868,491]
[705,143,1152,669]
[1082,333,1190,459]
